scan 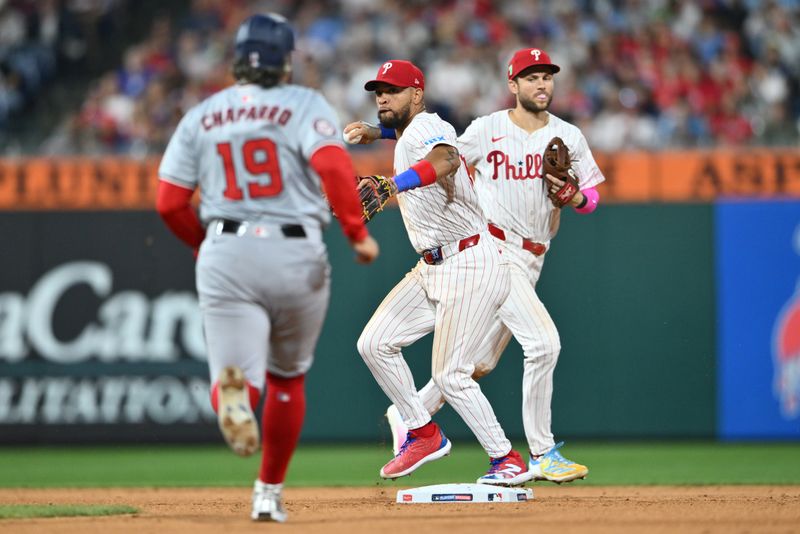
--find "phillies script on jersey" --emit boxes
[486,150,543,180]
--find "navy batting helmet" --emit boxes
[234,13,294,72]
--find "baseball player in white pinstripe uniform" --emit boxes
[348,49,604,486]
[349,60,530,485]
[157,14,378,522]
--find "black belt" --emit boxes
[218,219,306,238]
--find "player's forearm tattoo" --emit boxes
[441,145,460,175]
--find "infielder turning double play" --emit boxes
[351,60,531,485]
[348,48,604,485]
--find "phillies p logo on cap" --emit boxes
[364,60,425,91]
[507,48,560,79]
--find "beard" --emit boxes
[378,102,411,129]
[519,92,552,113]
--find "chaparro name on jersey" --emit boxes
[201,105,293,131]
[487,150,543,180]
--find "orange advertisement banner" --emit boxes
[0,158,161,210]
[656,149,800,200]
[0,149,798,210]
[594,149,800,201]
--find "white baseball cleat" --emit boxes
[217,366,259,457]
[251,480,287,522]
[385,404,409,456]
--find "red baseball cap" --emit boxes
[364,60,425,91]
[507,48,560,79]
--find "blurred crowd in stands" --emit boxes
[0,0,126,133]
[3,0,800,155]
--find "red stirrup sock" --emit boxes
[410,421,437,438]
[259,373,306,484]
[209,379,261,413]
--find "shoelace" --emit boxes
[486,455,510,474]
[396,432,417,457]
[544,442,574,465]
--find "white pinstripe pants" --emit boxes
[415,240,561,456]
[357,236,513,457]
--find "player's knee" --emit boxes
[524,346,560,370]
[549,337,562,361]
[356,332,371,359]
[522,333,561,362]
[544,348,559,368]
[471,362,495,380]
[551,331,562,355]
[430,372,447,393]
[544,340,561,362]
[356,329,383,361]
[431,367,471,396]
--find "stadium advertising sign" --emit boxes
[0,212,215,443]
[1,152,799,210]
[716,200,800,439]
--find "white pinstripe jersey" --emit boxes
[459,111,604,242]
[159,83,343,229]
[394,112,486,252]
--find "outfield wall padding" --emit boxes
[0,206,717,443]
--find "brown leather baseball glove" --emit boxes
[542,136,580,208]
[357,175,397,222]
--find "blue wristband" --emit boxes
[379,124,397,140]
[393,168,422,192]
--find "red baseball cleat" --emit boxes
[476,449,531,486]
[379,423,451,479]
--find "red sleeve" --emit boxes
[309,145,368,243]
[155,180,205,249]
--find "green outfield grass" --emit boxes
[0,442,798,488]
[0,504,137,519]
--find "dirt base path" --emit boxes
[1,486,798,533]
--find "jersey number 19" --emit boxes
[216,138,283,200]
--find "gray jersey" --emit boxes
[159,83,343,229]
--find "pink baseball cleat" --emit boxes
[379,423,451,479]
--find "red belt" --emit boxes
[487,223,546,256]
[421,234,481,265]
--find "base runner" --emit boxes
[156,13,378,522]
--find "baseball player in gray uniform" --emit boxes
[347,49,602,486]
[156,14,378,522]
[348,60,530,486]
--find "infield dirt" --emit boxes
[0,486,798,533]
